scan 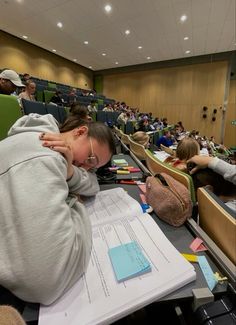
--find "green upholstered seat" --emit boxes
[47,82,57,90]
[0,95,22,140]
[44,90,55,103]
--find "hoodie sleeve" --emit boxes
[67,166,100,196]
[208,157,236,185]
[2,154,92,305]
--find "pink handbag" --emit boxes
[145,173,192,227]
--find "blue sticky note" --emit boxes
[198,255,217,290]
[108,241,151,282]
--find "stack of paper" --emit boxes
[39,188,196,325]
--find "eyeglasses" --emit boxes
[83,137,98,168]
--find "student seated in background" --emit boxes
[87,100,97,113]
[69,102,92,121]
[0,69,24,95]
[21,73,31,83]
[157,130,176,148]
[137,118,150,132]
[131,131,150,148]
[18,80,36,102]
[0,113,115,305]
[164,137,200,173]
[49,90,64,106]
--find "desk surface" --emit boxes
[100,183,228,302]
[112,154,143,180]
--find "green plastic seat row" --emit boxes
[0,95,22,140]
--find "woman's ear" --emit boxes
[73,126,89,137]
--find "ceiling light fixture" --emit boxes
[57,22,63,28]
[52,49,57,52]
[147,57,151,60]
[22,35,28,39]
[73,59,77,62]
[180,15,187,22]
[115,62,119,64]
[102,53,106,56]
[138,46,143,49]
[104,4,112,13]
[185,50,191,54]
[184,36,189,40]
[125,30,130,35]
[89,66,92,69]
[84,41,89,45]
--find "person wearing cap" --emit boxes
[0,69,24,95]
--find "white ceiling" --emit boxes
[0,0,235,71]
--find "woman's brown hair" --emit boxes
[59,115,116,154]
[176,137,200,161]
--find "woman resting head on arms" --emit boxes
[0,113,115,305]
[131,131,150,148]
[164,137,200,173]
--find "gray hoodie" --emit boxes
[0,114,99,305]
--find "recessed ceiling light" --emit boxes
[52,49,56,52]
[84,41,89,45]
[22,35,28,39]
[102,53,106,56]
[125,30,130,35]
[180,15,187,22]
[147,57,151,60]
[57,22,63,28]
[115,62,119,65]
[73,59,77,62]
[89,66,92,69]
[138,46,143,49]
[104,4,112,12]
[185,50,191,54]
[184,36,189,40]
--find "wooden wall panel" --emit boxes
[224,79,236,147]
[0,31,93,89]
[103,61,228,143]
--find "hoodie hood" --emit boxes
[8,113,59,137]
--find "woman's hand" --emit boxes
[187,155,214,174]
[39,132,74,180]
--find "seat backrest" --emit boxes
[46,104,60,122]
[197,188,236,265]
[0,95,22,140]
[125,121,135,134]
[22,99,47,115]
[44,90,55,103]
[58,105,67,123]
[97,111,107,123]
[145,149,196,203]
[121,133,131,145]
[129,138,146,160]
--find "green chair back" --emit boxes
[48,82,57,90]
[0,95,22,140]
[44,90,55,103]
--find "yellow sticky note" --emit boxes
[182,253,198,263]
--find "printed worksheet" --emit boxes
[39,188,196,325]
